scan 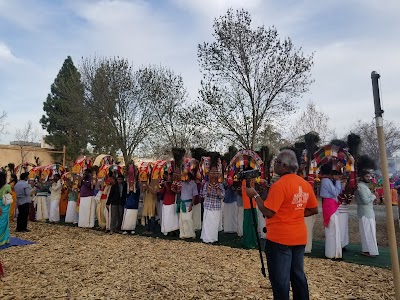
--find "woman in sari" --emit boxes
[9,174,17,221]
[0,172,12,246]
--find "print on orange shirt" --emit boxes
[292,186,310,210]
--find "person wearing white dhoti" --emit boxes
[49,175,62,223]
[191,178,202,231]
[201,167,225,244]
[355,170,379,257]
[65,175,79,224]
[122,181,140,234]
[223,185,238,233]
[160,173,179,236]
[338,204,349,249]
[177,173,198,239]
[320,165,343,259]
[65,190,79,224]
[304,215,316,253]
[78,170,95,228]
[34,180,50,222]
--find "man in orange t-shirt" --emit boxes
[246,149,318,300]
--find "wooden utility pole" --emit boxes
[371,71,400,299]
[62,145,66,167]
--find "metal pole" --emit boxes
[371,71,400,299]
[62,145,66,167]
[246,179,266,277]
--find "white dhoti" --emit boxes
[325,212,342,259]
[237,206,244,237]
[65,201,78,224]
[49,198,60,222]
[338,205,349,248]
[359,216,379,256]
[192,203,202,230]
[161,204,179,235]
[201,209,221,243]
[35,195,48,221]
[78,196,95,228]
[305,215,316,253]
[179,208,195,239]
[223,202,238,233]
[257,207,266,239]
[46,196,51,221]
[121,208,138,231]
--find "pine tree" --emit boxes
[40,56,87,165]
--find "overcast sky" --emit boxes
[0,0,399,144]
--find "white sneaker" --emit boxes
[122,231,127,235]
[130,231,135,235]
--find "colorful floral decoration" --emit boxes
[308,144,356,190]
[228,149,264,185]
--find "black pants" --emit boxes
[118,205,124,231]
[17,203,30,231]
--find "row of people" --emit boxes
[1,160,383,260]
[1,167,267,248]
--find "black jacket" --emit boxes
[106,184,120,206]
[118,182,128,206]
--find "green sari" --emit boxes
[243,208,258,249]
[0,184,12,246]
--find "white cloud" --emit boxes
[0,42,21,66]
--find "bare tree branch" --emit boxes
[196,9,314,150]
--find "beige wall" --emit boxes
[0,145,55,171]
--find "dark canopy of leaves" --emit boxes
[40,56,87,164]
[357,154,377,173]
[330,139,347,149]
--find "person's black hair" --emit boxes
[331,170,341,176]
[359,169,371,177]
[320,164,332,176]
[20,172,29,181]
[117,174,125,179]
[10,173,18,183]
[187,172,194,180]
[0,172,6,188]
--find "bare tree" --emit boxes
[195,9,314,150]
[0,111,8,135]
[81,57,158,165]
[352,120,400,163]
[14,120,41,163]
[256,124,291,155]
[289,101,335,144]
[15,120,40,143]
[137,66,192,149]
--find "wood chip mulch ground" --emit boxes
[0,222,396,299]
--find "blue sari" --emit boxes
[0,184,11,246]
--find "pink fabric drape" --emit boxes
[322,198,340,227]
